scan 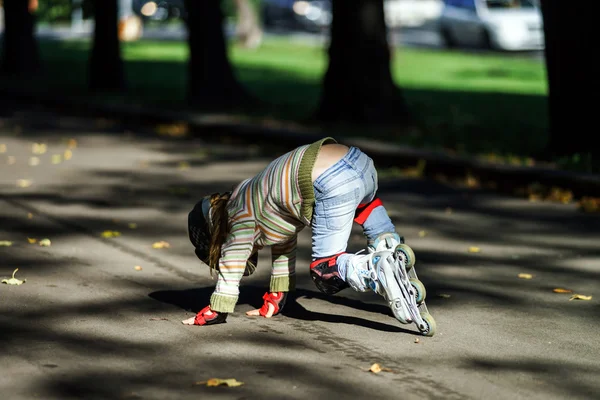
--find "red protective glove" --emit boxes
[258,292,288,317]
[193,305,228,326]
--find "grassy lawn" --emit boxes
[2,37,549,161]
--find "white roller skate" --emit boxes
[345,250,412,324]
[368,233,437,337]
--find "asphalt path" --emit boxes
[0,106,597,400]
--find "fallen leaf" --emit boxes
[468,246,480,253]
[32,143,47,154]
[518,273,533,279]
[64,149,72,160]
[16,179,32,188]
[194,378,244,387]
[39,238,51,247]
[178,161,191,170]
[128,223,137,229]
[418,230,427,237]
[553,288,572,294]
[367,363,394,373]
[7,155,16,164]
[67,139,77,149]
[51,154,63,164]
[569,294,592,301]
[28,156,40,166]
[0,144,6,153]
[0,240,13,246]
[134,265,142,271]
[101,230,121,238]
[414,338,420,343]
[27,238,37,244]
[2,268,26,285]
[27,213,33,219]
[369,363,382,373]
[578,197,600,213]
[152,241,170,249]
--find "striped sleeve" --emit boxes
[270,235,297,293]
[210,219,256,313]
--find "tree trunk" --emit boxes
[89,0,125,91]
[540,0,597,159]
[1,0,40,76]
[234,0,263,49]
[316,0,411,124]
[184,0,253,110]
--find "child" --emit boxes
[183,137,436,335]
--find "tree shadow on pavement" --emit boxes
[148,285,411,334]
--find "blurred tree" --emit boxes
[233,0,263,49]
[89,0,125,91]
[1,0,40,76]
[316,0,411,124]
[540,0,597,160]
[184,0,253,110]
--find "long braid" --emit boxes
[207,192,231,277]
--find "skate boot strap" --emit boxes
[194,305,228,326]
[259,292,287,317]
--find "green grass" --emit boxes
[3,37,550,161]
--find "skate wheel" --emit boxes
[409,278,426,304]
[396,244,416,271]
[419,313,436,337]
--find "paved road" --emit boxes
[0,106,598,399]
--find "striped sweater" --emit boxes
[210,137,336,312]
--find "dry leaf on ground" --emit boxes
[2,268,26,285]
[368,363,394,373]
[27,238,37,244]
[134,266,142,271]
[101,230,121,238]
[28,157,40,166]
[194,378,244,387]
[16,179,32,188]
[0,144,6,153]
[468,246,481,253]
[569,294,592,301]
[27,213,33,219]
[64,149,72,160]
[152,241,170,249]
[418,230,427,237]
[553,288,572,293]
[39,238,51,246]
[518,273,533,279]
[0,240,13,246]
[51,154,62,164]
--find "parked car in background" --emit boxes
[385,0,443,29]
[261,0,332,32]
[438,0,544,51]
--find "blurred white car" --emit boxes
[385,0,444,28]
[438,0,544,51]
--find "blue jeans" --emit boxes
[311,147,397,276]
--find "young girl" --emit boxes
[183,137,436,336]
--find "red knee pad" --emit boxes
[354,198,383,225]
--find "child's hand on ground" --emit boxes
[246,303,276,318]
[182,305,227,326]
[245,292,287,319]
